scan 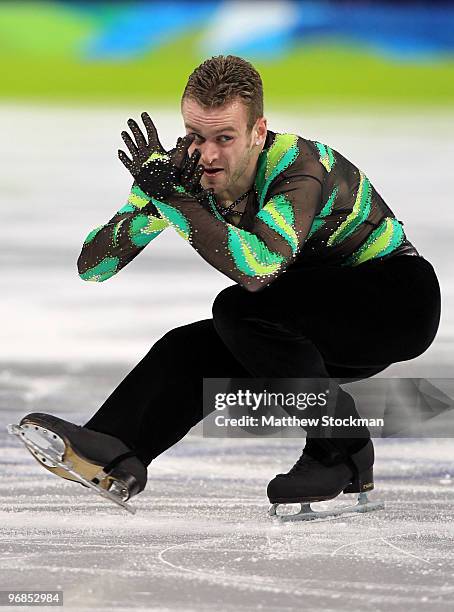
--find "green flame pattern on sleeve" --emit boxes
[77,182,169,282]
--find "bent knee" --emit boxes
[212,284,254,325]
[156,320,212,351]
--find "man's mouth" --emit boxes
[203,167,223,176]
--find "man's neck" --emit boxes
[217,186,253,208]
[216,159,260,207]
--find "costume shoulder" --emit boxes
[254,130,325,209]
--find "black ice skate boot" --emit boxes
[267,438,384,521]
[8,413,147,512]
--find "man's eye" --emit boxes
[191,134,203,142]
[219,136,232,142]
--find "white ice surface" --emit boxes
[1,408,454,611]
[1,105,454,611]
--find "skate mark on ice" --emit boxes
[157,537,306,596]
[158,540,214,577]
[380,537,432,564]
[331,532,432,564]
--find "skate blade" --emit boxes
[268,492,385,522]
[7,423,136,515]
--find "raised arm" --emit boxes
[77,182,168,282]
[78,111,178,283]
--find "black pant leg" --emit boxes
[83,319,250,465]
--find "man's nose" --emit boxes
[199,142,219,165]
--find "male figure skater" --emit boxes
[13,55,441,516]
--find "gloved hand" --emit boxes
[118,112,205,200]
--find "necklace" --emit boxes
[217,188,253,218]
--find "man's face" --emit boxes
[181,97,265,196]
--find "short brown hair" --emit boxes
[182,55,263,132]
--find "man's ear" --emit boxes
[254,117,267,146]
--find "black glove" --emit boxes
[118,112,205,200]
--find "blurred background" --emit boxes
[1,0,454,106]
[1,0,453,390]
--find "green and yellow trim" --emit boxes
[327,172,372,246]
[151,198,191,240]
[257,194,298,254]
[314,142,336,172]
[227,226,285,276]
[79,256,119,282]
[342,217,405,266]
[307,186,339,239]
[255,133,300,208]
